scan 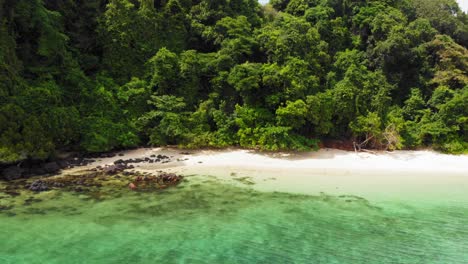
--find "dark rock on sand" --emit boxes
[114,159,125,165]
[1,166,24,181]
[102,164,128,175]
[57,160,70,169]
[27,167,47,176]
[43,162,61,173]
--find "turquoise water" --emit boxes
[1,175,468,263]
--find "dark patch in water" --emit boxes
[25,208,47,215]
[23,197,43,206]
[5,212,16,217]
[0,205,14,211]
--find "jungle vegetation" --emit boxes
[1,0,467,163]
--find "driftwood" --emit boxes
[354,124,400,153]
[360,149,377,154]
[353,133,374,153]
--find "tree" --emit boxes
[425,35,468,89]
[276,99,308,130]
[227,62,262,105]
[140,95,189,145]
[411,0,467,46]
[148,48,180,95]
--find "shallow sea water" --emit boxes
[1,175,468,264]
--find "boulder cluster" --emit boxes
[0,157,96,181]
[1,150,185,198]
[0,153,174,181]
[25,170,183,193]
[128,173,183,191]
[114,154,171,165]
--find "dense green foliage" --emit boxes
[1,0,467,162]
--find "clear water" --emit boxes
[1,175,468,264]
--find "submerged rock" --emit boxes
[29,180,49,192]
[0,205,14,211]
[128,172,183,192]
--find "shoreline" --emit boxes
[84,147,468,174]
[68,147,468,201]
[2,146,467,179]
[2,147,468,202]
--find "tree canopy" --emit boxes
[1,0,467,163]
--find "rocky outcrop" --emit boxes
[1,151,174,181]
[1,155,98,181]
[1,166,24,181]
[43,162,61,174]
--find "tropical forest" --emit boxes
[1,0,467,162]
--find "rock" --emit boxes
[150,155,156,158]
[68,157,82,166]
[51,182,65,188]
[29,180,49,192]
[102,163,128,175]
[56,160,70,169]
[30,166,47,175]
[114,159,125,165]
[160,173,183,184]
[1,166,24,181]
[42,162,61,174]
[103,166,119,175]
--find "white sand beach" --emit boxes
[73,148,468,202]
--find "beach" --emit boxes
[79,148,468,202]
